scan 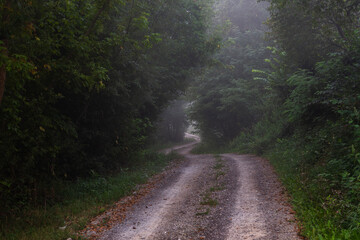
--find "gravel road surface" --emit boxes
[98,138,301,240]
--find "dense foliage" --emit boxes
[0,0,215,213]
[189,0,360,238]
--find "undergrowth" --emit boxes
[266,139,360,240]
[0,151,180,240]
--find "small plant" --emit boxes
[196,208,210,216]
[209,185,225,192]
[213,162,224,170]
[200,193,218,207]
[215,171,225,179]
[213,155,225,180]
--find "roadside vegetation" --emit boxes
[1,151,180,240]
[189,0,360,238]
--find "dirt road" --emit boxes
[98,139,301,240]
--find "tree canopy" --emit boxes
[0,0,216,212]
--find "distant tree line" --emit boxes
[0,0,217,212]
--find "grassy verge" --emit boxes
[266,142,360,240]
[196,133,360,239]
[1,151,181,240]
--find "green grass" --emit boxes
[0,151,181,240]
[266,143,360,240]
[213,155,226,180]
[198,155,226,210]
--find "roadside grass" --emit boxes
[0,151,181,240]
[266,144,360,240]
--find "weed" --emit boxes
[200,193,218,207]
[213,162,224,170]
[196,208,210,216]
[209,185,225,192]
[215,171,225,179]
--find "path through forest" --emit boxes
[88,135,301,240]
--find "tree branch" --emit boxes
[329,18,347,41]
[85,0,111,36]
[0,45,8,106]
[125,0,136,34]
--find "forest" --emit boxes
[1,0,360,239]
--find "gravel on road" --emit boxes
[85,141,302,240]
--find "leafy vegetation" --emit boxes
[0,151,179,240]
[0,151,180,240]
[0,0,217,237]
[0,0,215,210]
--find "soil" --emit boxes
[82,136,302,240]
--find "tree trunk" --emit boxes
[85,0,111,36]
[0,41,7,106]
[0,1,10,106]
